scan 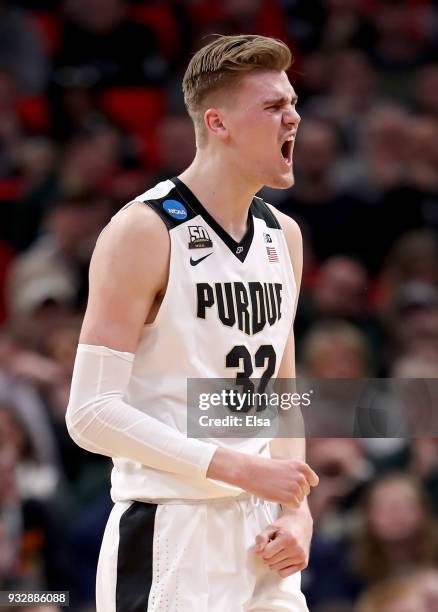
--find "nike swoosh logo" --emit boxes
[190,253,213,266]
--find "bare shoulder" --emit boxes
[91,201,169,281]
[81,201,170,350]
[95,200,169,257]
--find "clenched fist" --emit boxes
[255,509,313,577]
[240,456,319,507]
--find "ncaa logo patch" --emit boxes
[163,199,187,220]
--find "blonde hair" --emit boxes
[182,34,292,146]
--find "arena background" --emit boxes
[0,0,438,610]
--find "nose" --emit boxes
[283,105,301,128]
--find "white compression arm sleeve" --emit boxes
[66,344,218,478]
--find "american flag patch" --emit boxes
[266,246,279,262]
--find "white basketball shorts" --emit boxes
[96,494,308,611]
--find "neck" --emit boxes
[178,149,261,242]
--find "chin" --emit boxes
[266,172,295,190]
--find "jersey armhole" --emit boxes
[143,200,173,231]
[252,197,282,230]
[264,204,282,230]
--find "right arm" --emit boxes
[66,202,217,478]
[66,202,317,503]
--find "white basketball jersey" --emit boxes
[111,178,296,501]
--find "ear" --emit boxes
[204,108,228,141]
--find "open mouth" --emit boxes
[281,135,294,165]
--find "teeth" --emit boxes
[286,135,295,141]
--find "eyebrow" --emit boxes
[263,93,298,106]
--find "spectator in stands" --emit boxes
[318,0,375,53]
[310,257,369,319]
[352,473,438,587]
[295,256,383,366]
[374,116,438,251]
[374,230,438,311]
[49,80,109,143]
[296,50,331,105]
[9,137,59,252]
[18,138,58,197]
[300,320,372,379]
[0,396,71,594]
[6,189,111,346]
[58,126,123,193]
[305,49,380,156]
[0,368,59,469]
[358,105,411,193]
[367,1,435,99]
[384,281,438,363]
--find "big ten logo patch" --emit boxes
[188,226,213,249]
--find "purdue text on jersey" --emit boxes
[196,281,283,336]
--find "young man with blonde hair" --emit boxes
[66,34,318,611]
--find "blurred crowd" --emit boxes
[0,0,438,610]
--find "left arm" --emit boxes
[255,206,316,577]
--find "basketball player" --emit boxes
[66,34,319,611]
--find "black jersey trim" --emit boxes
[116,501,157,612]
[140,183,197,230]
[172,176,254,262]
[252,197,282,229]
